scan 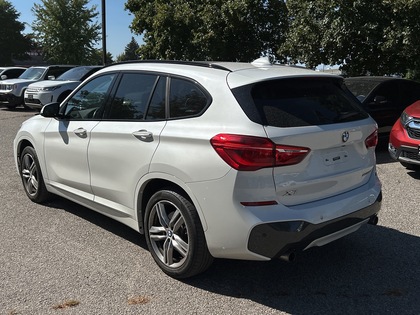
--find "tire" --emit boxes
[6,101,18,109]
[20,146,51,203]
[6,94,25,109]
[21,91,31,110]
[144,189,213,278]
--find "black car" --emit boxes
[345,76,420,137]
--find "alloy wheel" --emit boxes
[21,153,39,197]
[148,200,189,268]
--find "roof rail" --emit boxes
[106,60,232,71]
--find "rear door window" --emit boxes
[107,73,158,120]
[234,78,369,127]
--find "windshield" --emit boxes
[57,67,98,81]
[344,79,382,102]
[19,67,46,80]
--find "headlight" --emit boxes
[6,84,15,90]
[400,111,413,125]
[41,86,61,91]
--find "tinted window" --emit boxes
[108,73,158,120]
[366,81,399,106]
[63,74,115,119]
[235,78,368,127]
[145,77,166,120]
[57,66,101,81]
[399,81,420,107]
[5,69,25,78]
[168,78,208,118]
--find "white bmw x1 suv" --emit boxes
[14,59,382,278]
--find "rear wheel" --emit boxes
[144,189,213,278]
[20,146,50,203]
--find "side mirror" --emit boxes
[40,102,60,117]
[47,75,56,80]
[0,75,7,80]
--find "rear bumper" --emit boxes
[248,192,382,259]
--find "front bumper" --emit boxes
[388,119,420,165]
[0,93,21,104]
[24,91,52,109]
[248,192,382,258]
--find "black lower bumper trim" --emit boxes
[248,192,382,259]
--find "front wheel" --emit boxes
[20,146,50,203]
[144,189,213,278]
[6,100,18,109]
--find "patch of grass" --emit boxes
[127,295,151,305]
[52,299,80,310]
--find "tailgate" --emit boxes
[265,123,376,206]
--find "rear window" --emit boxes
[232,78,369,127]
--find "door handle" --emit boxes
[132,129,153,142]
[74,127,87,138]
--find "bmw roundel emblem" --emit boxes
[342,131,350,143]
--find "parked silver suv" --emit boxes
[14,59,382,278]
[0,65,75,109]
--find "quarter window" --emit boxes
[169,78,208,118]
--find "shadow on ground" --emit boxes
[45,196,419,315]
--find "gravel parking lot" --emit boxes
[0,104,419,315]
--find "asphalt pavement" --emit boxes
[0,105,419,315]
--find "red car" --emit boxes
[389,100,420,170]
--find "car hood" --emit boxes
[29,80,80,88]
[405,100,420,117]
[1,78,37,85]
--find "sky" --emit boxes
[11,0,143,58]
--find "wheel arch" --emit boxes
[136,177,208,235]
[16,139,34,170]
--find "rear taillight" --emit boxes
[365,129,378,148]
[210,134,310,171]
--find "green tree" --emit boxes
[280,0,420,77]
[0,0,31,66]
[31,0,101,65]
[91,49,114,65]
[125,0,288,61]
[382,0,420,80]
[117,37,140,61]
